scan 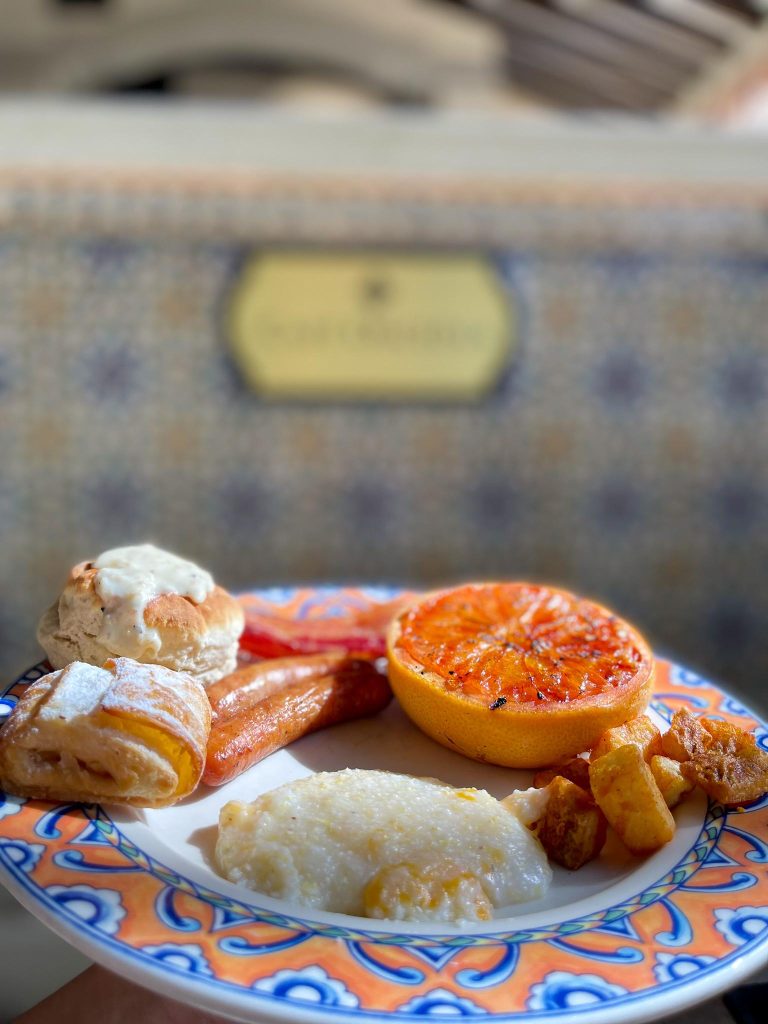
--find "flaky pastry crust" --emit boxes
[0,658,211,807]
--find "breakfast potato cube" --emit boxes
[681,749,768,806]
[589,744,675,855]
[590,715,662,763]
[681,733,768,807]
[697,716,763,765]
[537,776,607,870]
[650,755,695,809]
[660,709,768,806]
[660,708,708,762]
[533,756,591,793]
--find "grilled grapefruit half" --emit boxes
[387,582,654,769]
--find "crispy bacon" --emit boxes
[239,597,410,660]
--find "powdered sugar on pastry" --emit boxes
[0,658,211,807]
[93,544,214,659]
[35,661,112,720]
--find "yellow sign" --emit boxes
[227,251,514,401]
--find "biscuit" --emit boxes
[38,546,244,687]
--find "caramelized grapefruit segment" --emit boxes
[397,584,646,704]
[387,583,654,769]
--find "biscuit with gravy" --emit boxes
[37,544,244,687]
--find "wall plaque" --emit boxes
[227,251,514,401]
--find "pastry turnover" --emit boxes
[0,658,211,807]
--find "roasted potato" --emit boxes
[533,756,591,793]
[680,737,768,806]
[590,715,662,763]
[589,744,675,855]
[660,708,708,762]
[650,755,695,809]
[661,709,768,806]
[536,775,607,870]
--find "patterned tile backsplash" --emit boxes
[1,170,766,706]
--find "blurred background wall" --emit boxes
[1,0,767,711]
[3,0,768,121]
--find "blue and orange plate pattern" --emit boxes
[1,587,767,1024]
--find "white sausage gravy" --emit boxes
[93,544,214,659]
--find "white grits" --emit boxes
[215,769,551,923]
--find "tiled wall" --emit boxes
[1,174,766,705]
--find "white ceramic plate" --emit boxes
[1,586,767,1024]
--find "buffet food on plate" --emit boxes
[203,656,392,786]
[2,545,768,925]
[387,582,655,768]
[239,596,408,660]
[0,657,210,807]
[37,544,244,686]
[216,769,551,922]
